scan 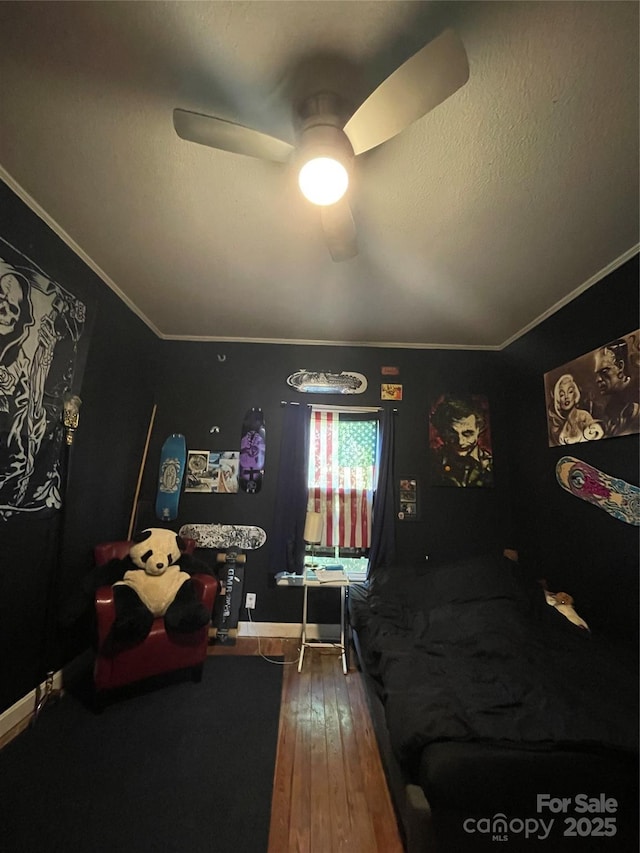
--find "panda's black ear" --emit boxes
[133,529,153,544]
[176,534,187,552]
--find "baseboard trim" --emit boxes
[237,621,339,641]
[0,650,93,744]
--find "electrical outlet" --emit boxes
[245,593,256,610]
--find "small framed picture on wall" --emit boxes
[398,477,418,520]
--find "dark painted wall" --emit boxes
[134,341,514,626]
[504,255,639,645]
[0,181,160,713]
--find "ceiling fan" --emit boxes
[173,29,469,262]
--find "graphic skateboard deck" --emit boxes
[212,548,246,645]
[155,434,187,522]
[239,407,266,494]
[179,523,267,550]
[556,456,639,526]
[286,370,367,394]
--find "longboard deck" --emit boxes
[179,523,266,550]
[286,370,367,394]
[212,549,246,645]
[239,407,266,494]
[556,456,639,526]
[155,434,186,522]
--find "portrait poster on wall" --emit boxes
[544,330,640,447]
[0,237,92,520]
[429,394,493,488]
[185,450,239,493]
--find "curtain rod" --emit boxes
[280,401,398,413]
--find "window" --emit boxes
[307,408,379,556]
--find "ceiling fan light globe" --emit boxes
[298,157,349,206]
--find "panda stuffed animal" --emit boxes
[106,528,213,645]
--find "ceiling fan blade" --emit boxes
[321,199,358,262]
[343,29,469,156]
[173,108,294,163]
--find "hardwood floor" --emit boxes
[209,636,405,853]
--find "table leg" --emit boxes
[340,585,347,674]
[298,584,309,672]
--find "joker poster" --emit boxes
[429,394,493,488]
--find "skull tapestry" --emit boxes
[0,238,90,519]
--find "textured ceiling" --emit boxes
[0,1,638,349]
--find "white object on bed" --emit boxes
[544,591,590,631]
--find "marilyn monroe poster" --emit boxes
[544,331,639,446]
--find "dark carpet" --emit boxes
[0,656,283,853]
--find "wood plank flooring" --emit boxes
[209,637,404,853]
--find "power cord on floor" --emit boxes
[246,609,300,665]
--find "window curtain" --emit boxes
[368,407,396,575]
[269,404,311,574]
[308,410,376,548]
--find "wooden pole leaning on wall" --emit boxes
[127,403,157,540]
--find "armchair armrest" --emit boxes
[95,572,219,647]
[95,584,118,646]
[190,573,219,612]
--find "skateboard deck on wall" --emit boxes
[239,407,266,494]
[155,434,187,522]
[286,370,367,394]
[179,523,267,550]
[556,456,639,526]
[212,548,246,645]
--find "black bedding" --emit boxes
[350,553,639,851]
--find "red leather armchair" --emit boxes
[93,539,218,695]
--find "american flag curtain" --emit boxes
[308,410,378,548]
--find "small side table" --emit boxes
[297,576,350,674]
